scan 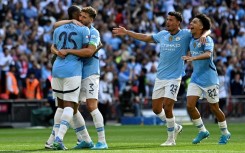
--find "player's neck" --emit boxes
[87,24,92,28]
[170,28,180,35]
[193,31,202,39]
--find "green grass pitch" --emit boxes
[0,123,244,153]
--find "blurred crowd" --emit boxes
[0,0,244,118]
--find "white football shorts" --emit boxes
[79,74,100,103]
[51,76,81,103]
[187,83,219,103]
[152,78,181,101]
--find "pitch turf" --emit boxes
[0,123,244,153]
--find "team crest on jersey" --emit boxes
[193,42,196,48]
[169,36,173,41]
[175,37,180,41]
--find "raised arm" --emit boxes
[112,26,154,43]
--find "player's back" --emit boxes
[52,23,90,78]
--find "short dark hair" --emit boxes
[168,12,183,22]
[68,5,81,20]
[195,14,211,30]
[81,6,97,19]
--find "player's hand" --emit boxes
[112,26,127,36]
[199,36,206,44]
[72,19,83,26]
[59,50,68,57]
[97,41,103,50]
[182,56,193,62]
[57,51,66,58]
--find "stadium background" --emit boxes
[0,0,244,126]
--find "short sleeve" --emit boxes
[82,27,90,45]
[152,30,167,43]
[204,37,214,52]
[89,29,100,48]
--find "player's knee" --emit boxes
[86,103,97,112]
[152,107,161,114]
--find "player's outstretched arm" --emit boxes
[112,26,154,43]
[53,19,83,29]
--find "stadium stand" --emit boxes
[0,0,244,125]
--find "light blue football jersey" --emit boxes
[152,29,192,80]
[52,23,90,78]
[82,26,100,79]
[189,36,219,87]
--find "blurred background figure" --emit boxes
[5,64,19,99]
[0,0,244,121]
[99,73,113,125]
[117,81,141,122]
[24,71,42,99]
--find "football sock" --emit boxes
[47,108,63,144]
[57,107,74,141]
[46,128,55,145]
[166,117,175,139]
[193,117,207,132]
[156,109,166,124]
[91,108,106,143]
[73,111,92,143]
[218,120,229,135]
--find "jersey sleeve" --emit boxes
[152,30,166,43]
[82,27,90,46]
[89,29,100,48]
[204,36,214,53]
[182,29,192,38]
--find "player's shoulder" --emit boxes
[206,36,213,41]
[77,25,89,30]
[90,26,99,35]
[205,36,214,46]
[159,29,168,35]
[180,29,191,34]
[154,30,168,37]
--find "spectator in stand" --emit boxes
[216,65,229,122]
[0,47,14,95]
[118,62,134,94]
[24,71,42,99]
[0,0,244,119]
[98,73,113,125]
[5,64,19,99]
[230,73,244,117]
[117,81,141,121]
